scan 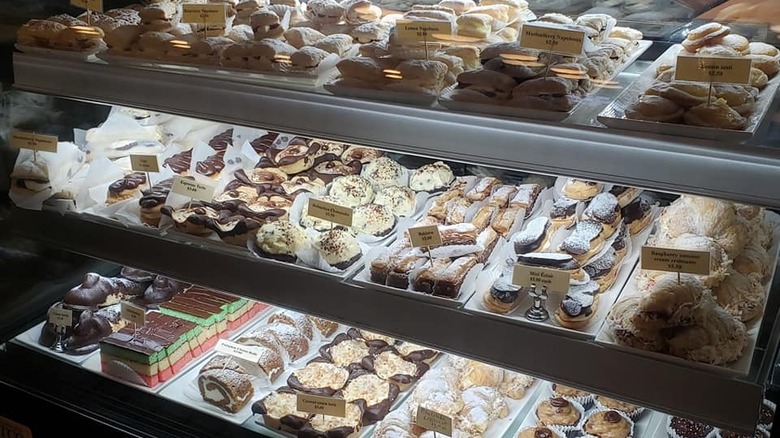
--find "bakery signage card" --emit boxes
[71,0,103,12]
[48,307,73,328]
[130,154,160,173]
[408,225,443,248]
[641,246,711,275]
[416,406,453,436]
[120,301,146,326]
[512,264,570,293]
[520,23,585,56]
[215,339,263,363]
[675,55,752,84]
[297,394,347,417]
[307,198,353,227]
[182,3,228,24]
[10,129,58,153]
[396,20,454,43]
[171,175,216,202]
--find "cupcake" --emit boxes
[716,429,769,438]
[583,410,633,438]
[330,175,375,207]
[594,396,643,419]
[375,185,416,217]
[667,416,715,438]
[361,156,404,189]
[758,400,775,430]
[552,383,593,407]
[409,161,454,192]
[351,203,396,237]
[536,397,582,429]
[255,221,309,262]
[517,427,563,438]
[314,229,362,270]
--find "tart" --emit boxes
[253,388,311,434]
[341,370,400,425]
[362,348,429,391]
[320,333,371,368]
[288,360,350,396]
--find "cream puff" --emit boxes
[562,178,602,201]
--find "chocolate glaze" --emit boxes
[622,196,650,225]
[163,150,192,174]
[109,172,147,194]
[65,308,114,351]
[551,197,577,220]
[550,397,570,408]
[583,193,620,224]
[120,267,155,283]
[535,428,554,438]
[252,387,310,431]
[311,160,362,183]
[604,411,622,423]
[490,278,521,304]
[64,273,146,309]
[139,179,173,209]
[196,152,225,177]
[759,403,774,426]
[612,223,628,252]
[144,276,190,304]
[583,247,617,279]
[208,128,233,151]
[517,253,580,271]
[249,133,278,154]
[102,312,197,356]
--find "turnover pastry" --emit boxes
[683,98,747,130]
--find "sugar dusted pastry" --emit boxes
[375,186,416,217]
[251,10,284,39]
[375,409,415,438]
[658,195,748,257]
[409,161,454,192]
[645,81,709,108]
[457,13,493,39]
[283,27,326,48]
[459,360,503,390]
[684,98,747,130]
[459,386,509,435]
[351,21,390,44]
[287,361,349,395]
[343,0,381,24]
[313,33,353,56]
[712,269,765,322]
[300,402,363,437]
[343,372,399,425]
[439,0,476,14]
[648,233,730,288]
[508,77,579,112]
[323,334,371,367]
[625,95,684,123]
[314,228,363,269]
[330,175,375,206]
[289,45,330,69]
[560,219,606,263]
[682,22,731,53]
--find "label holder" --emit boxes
[641,245,711,284]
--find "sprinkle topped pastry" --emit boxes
[409,161,454,192]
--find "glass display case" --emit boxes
[2,0,780,436]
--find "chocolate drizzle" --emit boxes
[209,128,233,151]
[109,172,147,194]
[250,133,278,154]
[550,397,570,408]
[490,278,521,303]
[139,179,173,209]
[163,150,192,174]
[622,196,650,225]
[196,152,225,177]
[604,411,622,423]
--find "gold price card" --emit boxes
[10,129,58,153]
[297,394,347,418]
[120,301,146,326]
[641,246,711,275]
[182,3,228,24]
[520,23,585,56]
[48,307,73,327]
[0,417,33,438]
[171,176,216,202]
[416,406,453,436]
[130,154,160,173]
[408,225,442,248]
[675,55,752,84]
[71,0,103,11]
[395,20,453,43]
[215,339,263,362]
[512,264,570,293]
[307,198,353,227]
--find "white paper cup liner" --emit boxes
[531,396,587,437]
[665,415,717,438]
[592,396,645,421]
[581,409,635,438]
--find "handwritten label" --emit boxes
[396,20,453,43]
[120,301,146,326]
[171,176,215,202]
[512,264,570,293]
[48,307,73,327]
[641,246,711,275]
[130,154,160,173]
[297,394,347,417]
[215,339,263,363]
[416,406,453,436]
[408,225,442,248]
[10,130,58,153]
[307,198,353,227]
[0,417,33,438]
[182,3,228,24]
[520,23,585,56]
[71,0,103,11]
[675,55,752,84]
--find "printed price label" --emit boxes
[215,339,263,363]
[416,406,453,436]
[171,175,216,202]
[71,0,103,11]
[396,20,453,43]
[641,246,711,275]
[675,55,752,84]
[120,301,146,326]
[297,394,347,417]
[130,154,160,173]
[307,198,353,227]
[48,307,73,327]
[0,417,33,438]
[408,225,442,248]
[520,23,585,56]
[182,3,228,24]
[10,130,58,153]
[512,264,570,293]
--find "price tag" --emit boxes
[71,0,103,11]
[215,339,263,362]
[641,246,711,275]
[10,129,58,153]
[520,23,585,56]
[120,301,146,326]
[307,198,353,227]
[408,225,442,248]
[130,154,160,173]
[416,406,453,436]
[182,3,228,24]
[0,417,33,438]
[171,175,216,202]
[297,394,347,417]
[675,55,752,84]
[48,307,73,327]
[395,20,453,43]
[512,264,570,293]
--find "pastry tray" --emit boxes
[323,82,440,107]
[15,43,101,61]
[74,211,170,238]
[247,237,367,280]
[438,40,653,122]
[597,44,780,142]
[464,212,657,340]
[13,321,100,365]
[594,211,780,376]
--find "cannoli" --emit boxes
[513,217,551,254]
[560,219,606,263]
[433,255,478,298]
[491,206,521,237]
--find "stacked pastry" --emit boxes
[607,195,775,365]
[16,10,141,53]
[446,15,644,109]
[253,327,437,435]
[374,355,535,436]
[625,22,780,130]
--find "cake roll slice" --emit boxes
[198,369,254,413]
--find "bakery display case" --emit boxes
[3,0,780,436]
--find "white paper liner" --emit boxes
[531,395,587,437]
[10,142,88,211]
[548,381,594,409]
[665,415,717,438]
[581,408,636,438]
[592,396,645,421]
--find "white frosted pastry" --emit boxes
[459,361,503,390]
[301,195,344,231]
[499,371,534,399]
[330,175,375,206]
[375,186,416,217]
[361,156,404,189]
[255,221,309,260]
[351,203,396,236]
[314,229,362,269]
[292,362,349,389]
[712,269,765,322]
[328,338,370,367]
[283,27,326,48]
[459,386,509,435]
[409,161,454,192]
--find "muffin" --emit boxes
[584,410,633,438]
[314,229,363,270]
[351,203,396,237]
[409,161,454,192]
[517,427,563,438]
[667,416,714,438]
[375,185,416,217]
[254,220,309,262]
[536,397,582,428]
[361,156,404,189]
[330,175,375,207]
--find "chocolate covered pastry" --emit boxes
[312,159,363,183]
[433,255,478,298]
[139,178,173,226]
[516,253,586,282]
[560,220,606,263]
[161,203,220,235]
[582,193,621,235]
[622,196,652,235]
[163,149,192,175]
[287,361,349,396]
[208,128,234,151]
[550,197,578,230]
[267,137,318,175]
[64,273,146,309]
[196,151,226,179]
[249,132,279,155]
[143,276,190,304]
[309,139,347,163]
[514,217,551,254]
[107,172,147,204]
[584,247,621,292]
[609,185,640,207]
[342,145,383,163]
[562,178,601,201]
[483,276,521,314]
[555,281,600,329]
[120,267,155,284]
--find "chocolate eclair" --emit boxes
[163,149,192,175]
[562,178,602,201]
[583,247,620,292]
[120,267,155,284]
[609,185,641,207]
[611,222,629,261]
[482,276,522,314]
[208,128,233,151]
[107,172,147,204]
[555,280,600,329]
[139,178,173,226]
[582,192,621,235]
[312,159,362,183]
[622,195,652,235]
[513,217,551,254]
[516,252,586,282]
[550,197,578,230]
[144,276,190,304]
[560,219,606,263]
[64,273,147,309]
[161,203,220,236]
